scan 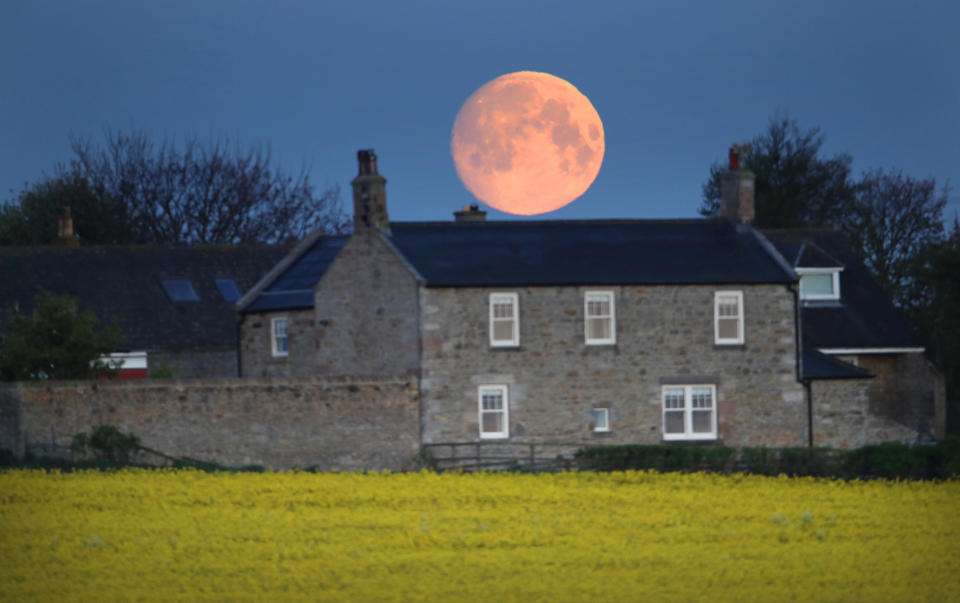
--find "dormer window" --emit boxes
[797,268,841,301]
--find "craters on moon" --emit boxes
[451,71,605,216]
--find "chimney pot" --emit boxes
[357,149,378,175]
[720,144,755,225]
[454,204,487,222]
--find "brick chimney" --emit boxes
[54,206,80,247]
[453,204,487,222]
[720,143,755,225]
[351,149,389,231]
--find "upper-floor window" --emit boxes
[271,317,289,357]
[662,385,717,441]
[585,291,616,345]
[478,385,509,439]
[798,268,841,301]
[489,293,519,347]
[714,291,744,345]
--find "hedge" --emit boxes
[574,438,960,480]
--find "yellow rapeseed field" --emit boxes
[1,469,958,602]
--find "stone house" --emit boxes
[0,234,291,378]
[238,149,944,449]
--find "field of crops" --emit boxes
[1,469,958,601]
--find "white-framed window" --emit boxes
[478,385,509,439]
[797,268,841,301]
[489,293,519,347]
[591,408,610,433]
[662,385,717,441]
[584,291,615,345]
[271,317,289,357]
[714,291,744,345]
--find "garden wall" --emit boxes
[0,377,420,470]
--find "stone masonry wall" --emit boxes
[855,353,945,439]
[313,230,421,377]
[239,309,315,378]
[0,377,420,470]
[420,284,807,448]
[811,379,916,448]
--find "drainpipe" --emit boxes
[788,281,812,447]
[236,314,245,378]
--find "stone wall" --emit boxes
[313,230,421,377]
[420,284,807,448]
[0,377,420,470]
[811,379,916,448]
[855,353,945,439]
[239,309,315,378]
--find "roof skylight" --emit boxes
[216,279,241,302]
[161,280,199,302]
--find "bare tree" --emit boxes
[2,128,347,245]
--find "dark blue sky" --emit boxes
[2,0,958,223]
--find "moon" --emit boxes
[451,71,605,215]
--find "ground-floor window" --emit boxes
[662,385,717,440]
[478,385,509,439]
[591,408,610,432]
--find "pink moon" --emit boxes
[451,71,605,215]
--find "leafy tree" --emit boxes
[904,220,960,433]
[0,129,348,245]
[0,174,132,246]
[0,294,123,381]
[842,169,949,307]
[699,114,855,228]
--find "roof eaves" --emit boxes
[802,350,874,380]
[237,229,328,312]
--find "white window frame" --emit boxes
[797,268,842,301]
[584,290,616,345]
[661,385,718,441]
[591,408,610,433]
[714,290,745,345]
[489,292,519,347]
[271,316,289,357]
[478,385,509,439]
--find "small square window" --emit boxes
[798,269,841,301]
[591,408,610,433]
[489,293,519,347]
[271,317,289,357]
[585,291,615,345]
[478,385,509,439]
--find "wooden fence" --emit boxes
[420,441,584,472]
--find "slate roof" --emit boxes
[762,229,922,351]
[241,219,796,312]
[0,245,292,352]
[802,350,873,380]
[389,219,795,286]
[242,236,348,312]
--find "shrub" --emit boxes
[71,425,140,464]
